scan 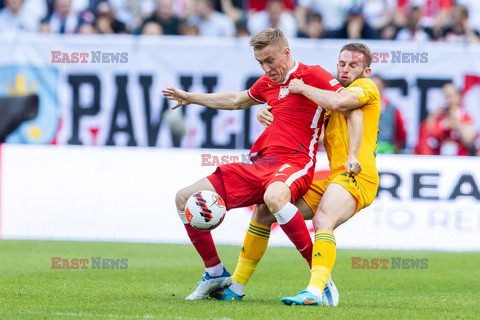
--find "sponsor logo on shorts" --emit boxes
[340,172,360,190]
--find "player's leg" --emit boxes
[212,198,315,301]
[264,180,314,267]
[211,199,318,301]
[234,204,276,293]
[175,178,217,211]
[182,161,272,300]
[175,177,231,300]
[262,155,318,266]
[211,203,275,301]
[283,180,339,306]
[294,198,339,307]
[307,183,356,295]
[296,197,315,220]
[211,156,316,301]
[282,182,357,306]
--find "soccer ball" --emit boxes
[185,190,226,231]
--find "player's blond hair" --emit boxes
[249,28,289,51]
[340,43,373,68]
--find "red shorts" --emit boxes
[207,153,315,210]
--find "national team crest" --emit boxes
[278,86,289,99]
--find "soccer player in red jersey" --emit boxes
[162,28,360,300]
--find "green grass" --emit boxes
[0,240,478,319]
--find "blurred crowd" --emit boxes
[374,77,479,157]
[0,0,479,42]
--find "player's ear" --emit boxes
[284,47,290,58]
[363,67,372,78]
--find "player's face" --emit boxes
[337,50,371,87]
[443,83,461,107]
[254,45,291,83]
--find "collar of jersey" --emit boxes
[279,60,299,85]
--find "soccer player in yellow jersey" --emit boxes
[211,43,379,306]
[280,42,380,306]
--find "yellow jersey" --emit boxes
[323,77,380,177]
[303,77,380,213]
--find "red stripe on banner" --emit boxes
[463,74,480,94]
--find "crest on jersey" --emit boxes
[278,86,289,99]
[329,79,339,86]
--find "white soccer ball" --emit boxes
[185,190,226,231]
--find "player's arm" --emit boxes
[344,108,363,174]
[162,87,257,110]
[289,78,360,112]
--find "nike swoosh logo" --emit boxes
[303,298,319,305]
[275,173,287,176]
[299,244,309,252]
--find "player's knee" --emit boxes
[175,188,190,211]
[312,210,334,231]
[252,204,276,226]
[263,191,283,213]
[263,183,290,213]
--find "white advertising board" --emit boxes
[1,145,478,251]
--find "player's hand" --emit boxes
[257,105,273,127]
[346,157,362,175]
[289,78,306,94]
[162,87,190,110]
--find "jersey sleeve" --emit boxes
[308,66,344,92]
[344,78,378,107]
[247,75,267,104]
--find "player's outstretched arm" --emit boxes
[289,78,360,112]
[162,87,257,110]
[344,108,363,175]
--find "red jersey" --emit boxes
[247,61,343,159]
[397,0,453,26]
[415,107,473,156]
[249,0,294,12]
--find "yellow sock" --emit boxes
[232,221,270,286]
[308,231,336,295]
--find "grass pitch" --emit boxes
[0,240,478,319]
